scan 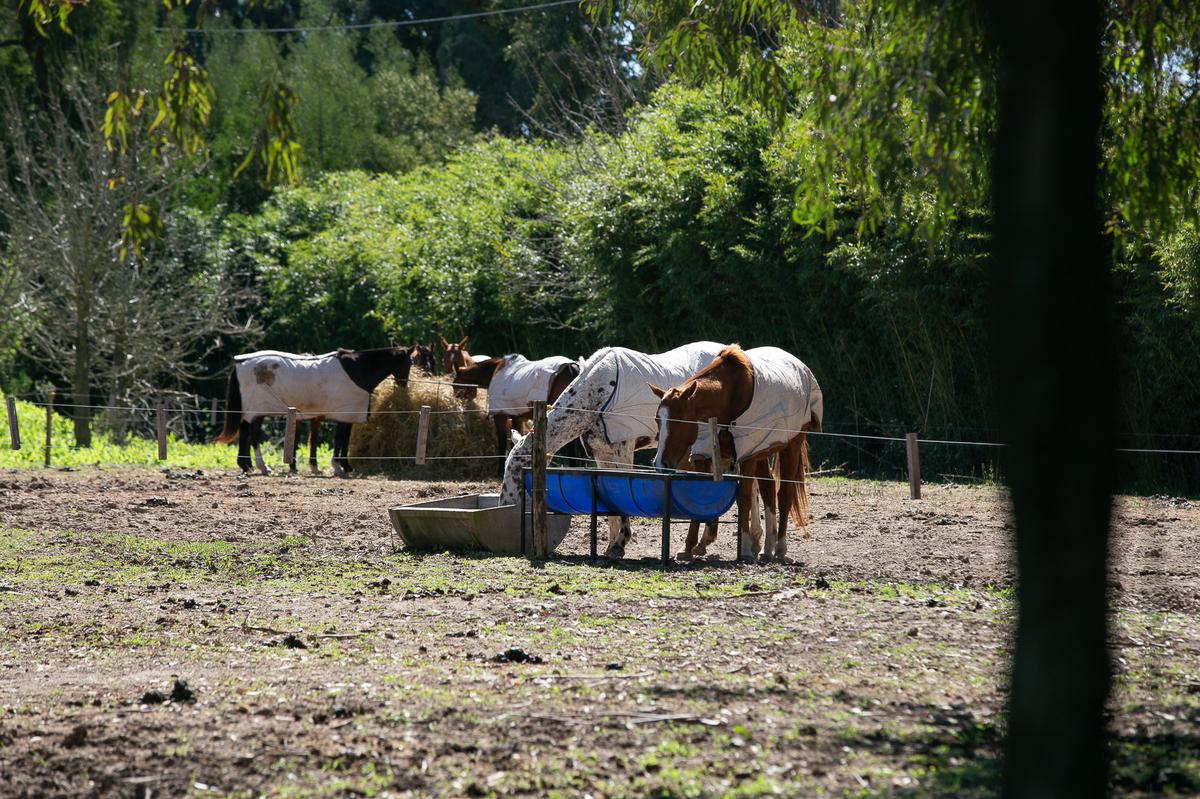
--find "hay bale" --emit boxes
[348,372,499,480]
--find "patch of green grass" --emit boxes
[0,391,327,471]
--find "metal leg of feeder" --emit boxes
[661,476,672,567]
[590,473,598,561]
[519,468,527,556]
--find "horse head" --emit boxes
[409,342,436,377]
[440,335,470,376]
[387,344,415,387]
[648,381,703,471]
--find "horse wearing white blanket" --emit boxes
[217,347,419,476]
[651,345,823,563]
[453,354,581,475]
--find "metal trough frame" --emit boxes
[520,466,742,566]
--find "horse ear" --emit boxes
[647,383,666,399]
[440,335,449,348]
[459,336,469,348]
[681,382,699,401]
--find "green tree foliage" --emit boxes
[595,0,1200,239]
[223,80,1200,489]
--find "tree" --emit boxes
[0,80,256,447]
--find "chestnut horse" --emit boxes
[650,345,823,563]
[453,354,580,475]
[217,346,420,477]
[439,336,489,399]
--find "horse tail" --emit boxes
[789,432,810,532]
[215,369,242,444]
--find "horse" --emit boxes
[499,342,750,560]
[649,344,823,563]
[453,354,580,475]
[410,342,437,378]
[439,336,489,399]
[216,345,418,477]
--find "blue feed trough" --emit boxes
[524,470,737,521]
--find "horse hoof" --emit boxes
[604,549,625,561]
[757,553,775,565]
[775,554,794,565]
[676,551,695,562]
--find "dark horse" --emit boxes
[453,354,581,475]
[216,346,418,476]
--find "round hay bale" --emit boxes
[348,372,498,480]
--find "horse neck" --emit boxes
[543,398,597,454]
[344,350,403,391]
[539,356,613,450]
[462,359,501,388]
[690,360,753,424]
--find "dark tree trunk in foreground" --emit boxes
[990,2,1113,796]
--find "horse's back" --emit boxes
[233,350,337,362]
[233,351,370,423]
[730,347,822,458]
[488,354,575,414]
[597,341,728,446]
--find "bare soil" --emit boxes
[0,467,1197,798]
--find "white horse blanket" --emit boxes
[599,341,727,445]
[487,355,574,416]
[234,351,370,424]
[692,346,822,461]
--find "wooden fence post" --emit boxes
[415,405,431,465]
[532,401,548,558]
[708,417,721,481]
[44,388,54,467]
[157,402,167,461]
[283,407,298,467]
[5,396,19,450]
[905,432,921,500]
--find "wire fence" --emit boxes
[6,387,1200,492]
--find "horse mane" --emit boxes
[683,344,751,386]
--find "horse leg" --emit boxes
[679,520,700,561]
[695,521,719,557]
[308,420,320,475]
[592,439,634,560]
[251,419,271,476]
[494,416,509,477]
[331,423,351,477]
[755,457,780,564]
[737,474,762,563]
[236,421,252,474]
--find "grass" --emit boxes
[0,390,275,471]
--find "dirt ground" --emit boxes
[1,467,1198,797]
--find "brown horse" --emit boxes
[440,336,489,399]
[453,354,580,475]
[649,344,822,563]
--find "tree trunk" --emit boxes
[990,2,1113,797]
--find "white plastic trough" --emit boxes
[387,493,572,556]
